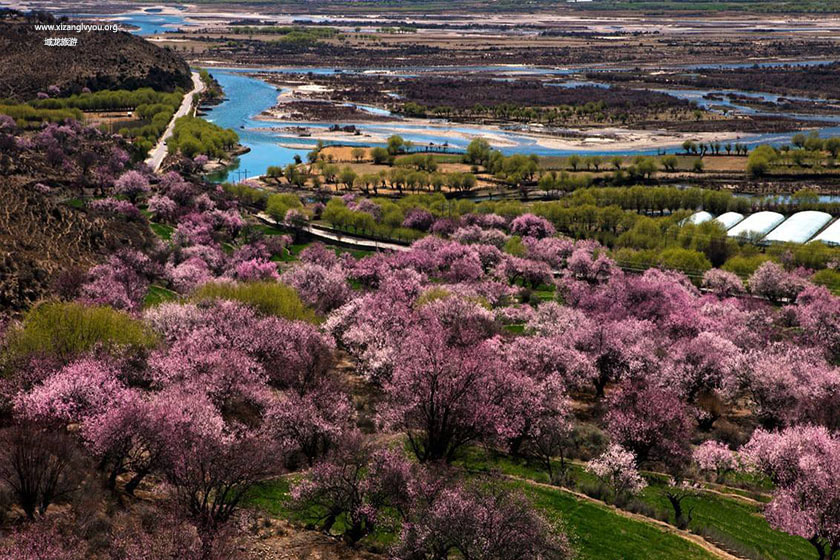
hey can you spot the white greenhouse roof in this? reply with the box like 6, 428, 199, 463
727, 211, 785, 239
686, 211, 714, 225
811, 218, 840, 246
763, 211, 833, 244
715, 212, 745, 230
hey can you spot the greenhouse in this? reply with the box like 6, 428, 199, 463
727, 211, 785, 240
811, 218, 840, 246
685, 211, 714, 225
714, 212, 745, 230
763, 211, 834, 244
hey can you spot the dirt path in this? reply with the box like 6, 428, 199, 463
699, 485, 766, 508
505, 474, 746, 560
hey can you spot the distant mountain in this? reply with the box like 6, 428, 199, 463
0, 10, 191, 101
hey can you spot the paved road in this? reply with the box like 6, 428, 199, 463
257, 213, 410, 252
145, 71, 204, 173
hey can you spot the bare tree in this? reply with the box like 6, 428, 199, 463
0, 425, 82, 520
166, 432, 280, 557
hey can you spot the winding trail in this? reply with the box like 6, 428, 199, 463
145, 71, 205, 173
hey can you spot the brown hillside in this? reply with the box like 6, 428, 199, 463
0, 11, 191, 101
0, 175, 157, 313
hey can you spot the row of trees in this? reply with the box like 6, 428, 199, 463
0, 103, 83, 129
20, 87, 186, 158
682, 139, 750, 156
267, 160, 478, 195
273, 187, 839, 279
748, 133, 840, 176
562, 185, 749, 215
401, 99, 630, 125
298, 133, 840, 201
30, 87, 183, 113
466, 139, 686, 191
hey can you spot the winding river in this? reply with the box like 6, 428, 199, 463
203, 67, 840, 181
60, 9, 840, 181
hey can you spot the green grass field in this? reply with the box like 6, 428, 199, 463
509, 480, 718, 560
149, 221, 174, 240
246, 477, 294, 518
244, 438, 814, 560
143, 284, 178, 307
637, 487, 813, 560
246, 472, 719, 560
461, 449, 815, 560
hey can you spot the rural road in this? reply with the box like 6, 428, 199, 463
145, 71, 204, 173
256, 213, 410, 252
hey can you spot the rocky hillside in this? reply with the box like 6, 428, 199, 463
0, 10, 191, 100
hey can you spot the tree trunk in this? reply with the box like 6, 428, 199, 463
509, 433, 527, 457
124, 470, 148, 496
594, 375, 608, 399
545, 458, 554, 485
809, 536, 826, 560
199, 527, 217, 560
345, 521, 368, 545
19, 495, 36, 520
107, 464, 121, 491
667, 494, 692, 530
321, 512, 338, 534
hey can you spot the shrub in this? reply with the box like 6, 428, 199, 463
812, 268, 840, 294
749, 261, 807, 302
746, 145, 778, 177
0, 426, 85, 520
266, 193, 303, 222
702, 269, 744, 297
722, 254, 770, 277
657, 247, 712, 275
280, 264, 350, 314
2, 302, 156, 365
509, 213, 556, 239
585, 444, 647, 502
223, 182, 268, 209
166, 116, 238, 159
191, 282, 317, 323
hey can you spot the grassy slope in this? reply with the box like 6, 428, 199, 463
510, 480, 717, 560
462, 450, 815, 560
244, 475, 720, 560
638, 487, 812, 560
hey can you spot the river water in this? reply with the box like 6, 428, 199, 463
203, 67, 840, 182
60, 9, 840, 181
70, 7, 193, 36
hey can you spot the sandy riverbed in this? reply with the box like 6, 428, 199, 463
254, 109, 745, 152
